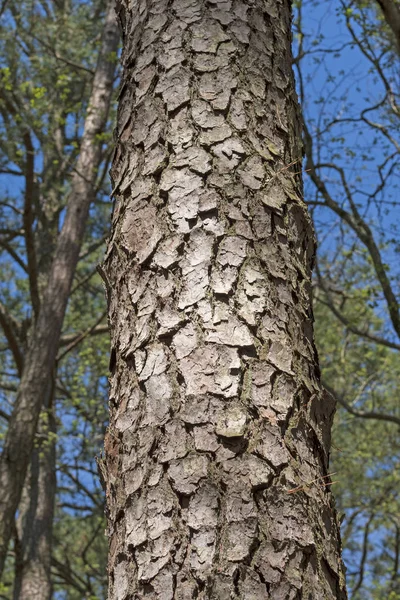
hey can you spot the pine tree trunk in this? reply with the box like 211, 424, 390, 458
102, 0, 348, 598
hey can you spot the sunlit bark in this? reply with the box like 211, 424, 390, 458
102, 0, 347, 598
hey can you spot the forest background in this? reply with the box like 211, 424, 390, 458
0, 0, 398, 598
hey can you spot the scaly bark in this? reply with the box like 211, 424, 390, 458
102, 0, 348, 598
0, 1, 119, 575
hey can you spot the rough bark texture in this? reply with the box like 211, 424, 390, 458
102, 0, 347, 598
0, 1, 120, 575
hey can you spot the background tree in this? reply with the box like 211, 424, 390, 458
0, 0, 119, 596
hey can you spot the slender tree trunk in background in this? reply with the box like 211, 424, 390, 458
375, 0, 400, 53
0, 1, 119, 576
102, 0, 347, 598
12, 123, 60, 600
13, 386, 56, 600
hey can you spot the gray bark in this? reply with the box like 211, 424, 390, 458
102, 0, 348, 598
0, 1, 119, 576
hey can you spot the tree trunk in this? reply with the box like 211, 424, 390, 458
0, 1, 119, 575
102, 0, 348, 598
13, 388, 56, 600
375, 0, 400, 54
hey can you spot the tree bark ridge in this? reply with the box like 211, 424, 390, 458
103, 0, 347, 598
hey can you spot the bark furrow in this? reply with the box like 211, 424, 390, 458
102, 1, 347, 598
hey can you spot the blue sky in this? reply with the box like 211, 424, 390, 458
294, 2, 399, 596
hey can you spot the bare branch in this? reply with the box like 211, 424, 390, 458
58, 466, 103, 509
304, 124, 400, 340
0, 241, 28, 273
352, 513, 375, 595
57, 313, 108, 361
22, 132, 40, 319
0, 302, 23, 376
324, 382, 400, 426
315, 263, 400, 351
0, 409, 10, 421
51, 557, 88, 596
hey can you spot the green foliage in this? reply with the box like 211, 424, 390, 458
314, 261, 400, 600
293, 0, 400, 596
53, 509, 107, 599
